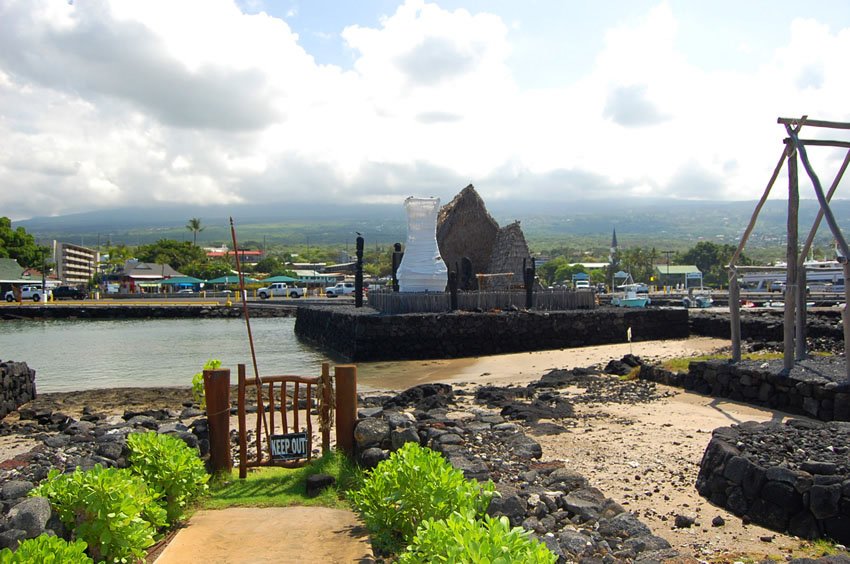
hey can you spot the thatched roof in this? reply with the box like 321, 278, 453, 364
487, 221, 532, 288
436, 184, 499, 279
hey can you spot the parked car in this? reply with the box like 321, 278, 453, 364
51, 286, 87, 300
257, 283, 305, 299
324, 282, 356, 297
574, 280, 591, 290
4, 285, 50, 302
176, 288, 195, 295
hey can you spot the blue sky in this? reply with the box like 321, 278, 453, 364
1, 0, 849, 220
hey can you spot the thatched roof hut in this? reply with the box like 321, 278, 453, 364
486, 221, 532, 288
436, 184, 499, 282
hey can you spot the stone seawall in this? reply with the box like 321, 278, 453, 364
689, 310, 844, 342
294, 306, 689, 362
0, 361, 36, 420
640, 358, 850, 422
0, 305, 294, 320
696, 420, 850, 544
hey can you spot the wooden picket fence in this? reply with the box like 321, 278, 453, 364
367, 288, 595, 314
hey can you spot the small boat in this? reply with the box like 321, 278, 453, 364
683, 293, 713, 308
611, 284, 650, 308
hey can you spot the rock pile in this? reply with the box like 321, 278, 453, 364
697, 419, 850, 544
353, 380, 679, 562
0, 362, 35, 420
0, 403, 207, 549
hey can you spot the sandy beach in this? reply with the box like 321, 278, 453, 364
5, 336, 838, 560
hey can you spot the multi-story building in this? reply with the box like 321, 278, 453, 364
52, 241, 98, 286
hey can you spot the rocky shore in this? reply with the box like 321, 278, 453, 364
1, 348, 850, 561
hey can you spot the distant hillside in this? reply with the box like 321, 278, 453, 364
17, 199, 850, 256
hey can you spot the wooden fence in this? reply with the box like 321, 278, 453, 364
367, 288, 596, 314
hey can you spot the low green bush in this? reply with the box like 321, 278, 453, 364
191, 359, 221, 409
399, 511, 557, 563
32, 465, 166, 563
348, 442, 496, 555
128, 431, 209, 523
0, 535, 92, 564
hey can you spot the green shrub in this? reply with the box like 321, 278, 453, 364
399, 511, 557, 563
0, 535, 93, 564
191, 359, 221, 409
128, 431, 209, 523
348, 442, 496, 555
32, 465, 166, 563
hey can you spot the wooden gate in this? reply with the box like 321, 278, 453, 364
236, 363, 334, 479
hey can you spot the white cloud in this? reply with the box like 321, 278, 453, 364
0, 0, 848, 221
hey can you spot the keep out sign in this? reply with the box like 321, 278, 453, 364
270, 433, 309, 461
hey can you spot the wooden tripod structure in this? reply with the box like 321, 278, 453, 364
728, 116, 850, 380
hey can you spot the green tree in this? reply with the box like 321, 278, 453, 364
538, 256, 569, 286
254, 256, 282, 274
0, 217, 48, 268
678, 242, 749, 286
186, 218, 205, 246
137, 239, 207, 272
182, 259, 232, 280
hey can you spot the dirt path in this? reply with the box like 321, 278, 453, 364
154, 507, 374, 563
531, 388, 812, 561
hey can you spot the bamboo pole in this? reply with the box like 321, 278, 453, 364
784, 145, 799, 373
729, 268, 742, 362
778, 117, 850, 130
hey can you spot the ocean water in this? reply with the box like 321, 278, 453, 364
0, 318, 330, 393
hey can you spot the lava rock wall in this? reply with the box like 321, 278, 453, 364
295, 306, 689, 362
640, 360, 850, 422
696, 421, 850, 544
0, 361, 35, 420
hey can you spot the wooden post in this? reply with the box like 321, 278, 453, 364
796, 266, 807, 360
203, 367, 232, 475
729, 268, 741, 362
334, 365, 357, 458
238, 364, 247, 479
784, 145, 799, 373
321, 363, 331, 454
844, 264, 850, 382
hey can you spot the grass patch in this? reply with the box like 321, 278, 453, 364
618, 366, 641, 381
661, 352, 784, 373
202, 450, 362, 510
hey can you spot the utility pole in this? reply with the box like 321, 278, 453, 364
662, 250, 674, 293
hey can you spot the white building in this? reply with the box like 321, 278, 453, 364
52, 241, 98, 286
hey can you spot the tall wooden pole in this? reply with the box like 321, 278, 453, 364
729, 268, 741, 362
844, 264, 850, 382
795, 266, 807, 360
784, 145, 799, 373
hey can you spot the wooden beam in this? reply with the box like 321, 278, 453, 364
778, 117, 850, 130
795, 267, 807, 360
729, 269, 741, 362
798, 149, 850, 264
784, 145, 798, 373
784, 138, 850, 149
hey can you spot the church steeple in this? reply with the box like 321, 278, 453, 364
611, 228, 618, 252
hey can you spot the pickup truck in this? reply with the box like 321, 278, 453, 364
257, 283, 304, 299
4, 285, 50, 302
52, 286, 88, 300
324, 282, 356, 297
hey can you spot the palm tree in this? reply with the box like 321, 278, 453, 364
186, 218, 204, 246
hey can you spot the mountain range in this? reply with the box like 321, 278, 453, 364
17, 198, 850, 256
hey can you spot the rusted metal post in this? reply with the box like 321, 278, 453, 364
729, 268, 741, 362
238, 364, 247, 479
203, 367, 232, 475
783, 145, 799, 373
334, 365, 357, 458
321, 363, 331, 454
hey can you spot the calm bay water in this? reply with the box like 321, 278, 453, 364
0, 318, 330, 393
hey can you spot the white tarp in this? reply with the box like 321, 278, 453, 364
397, 196, 448, 292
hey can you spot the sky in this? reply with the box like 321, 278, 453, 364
1, 0, 849, 221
